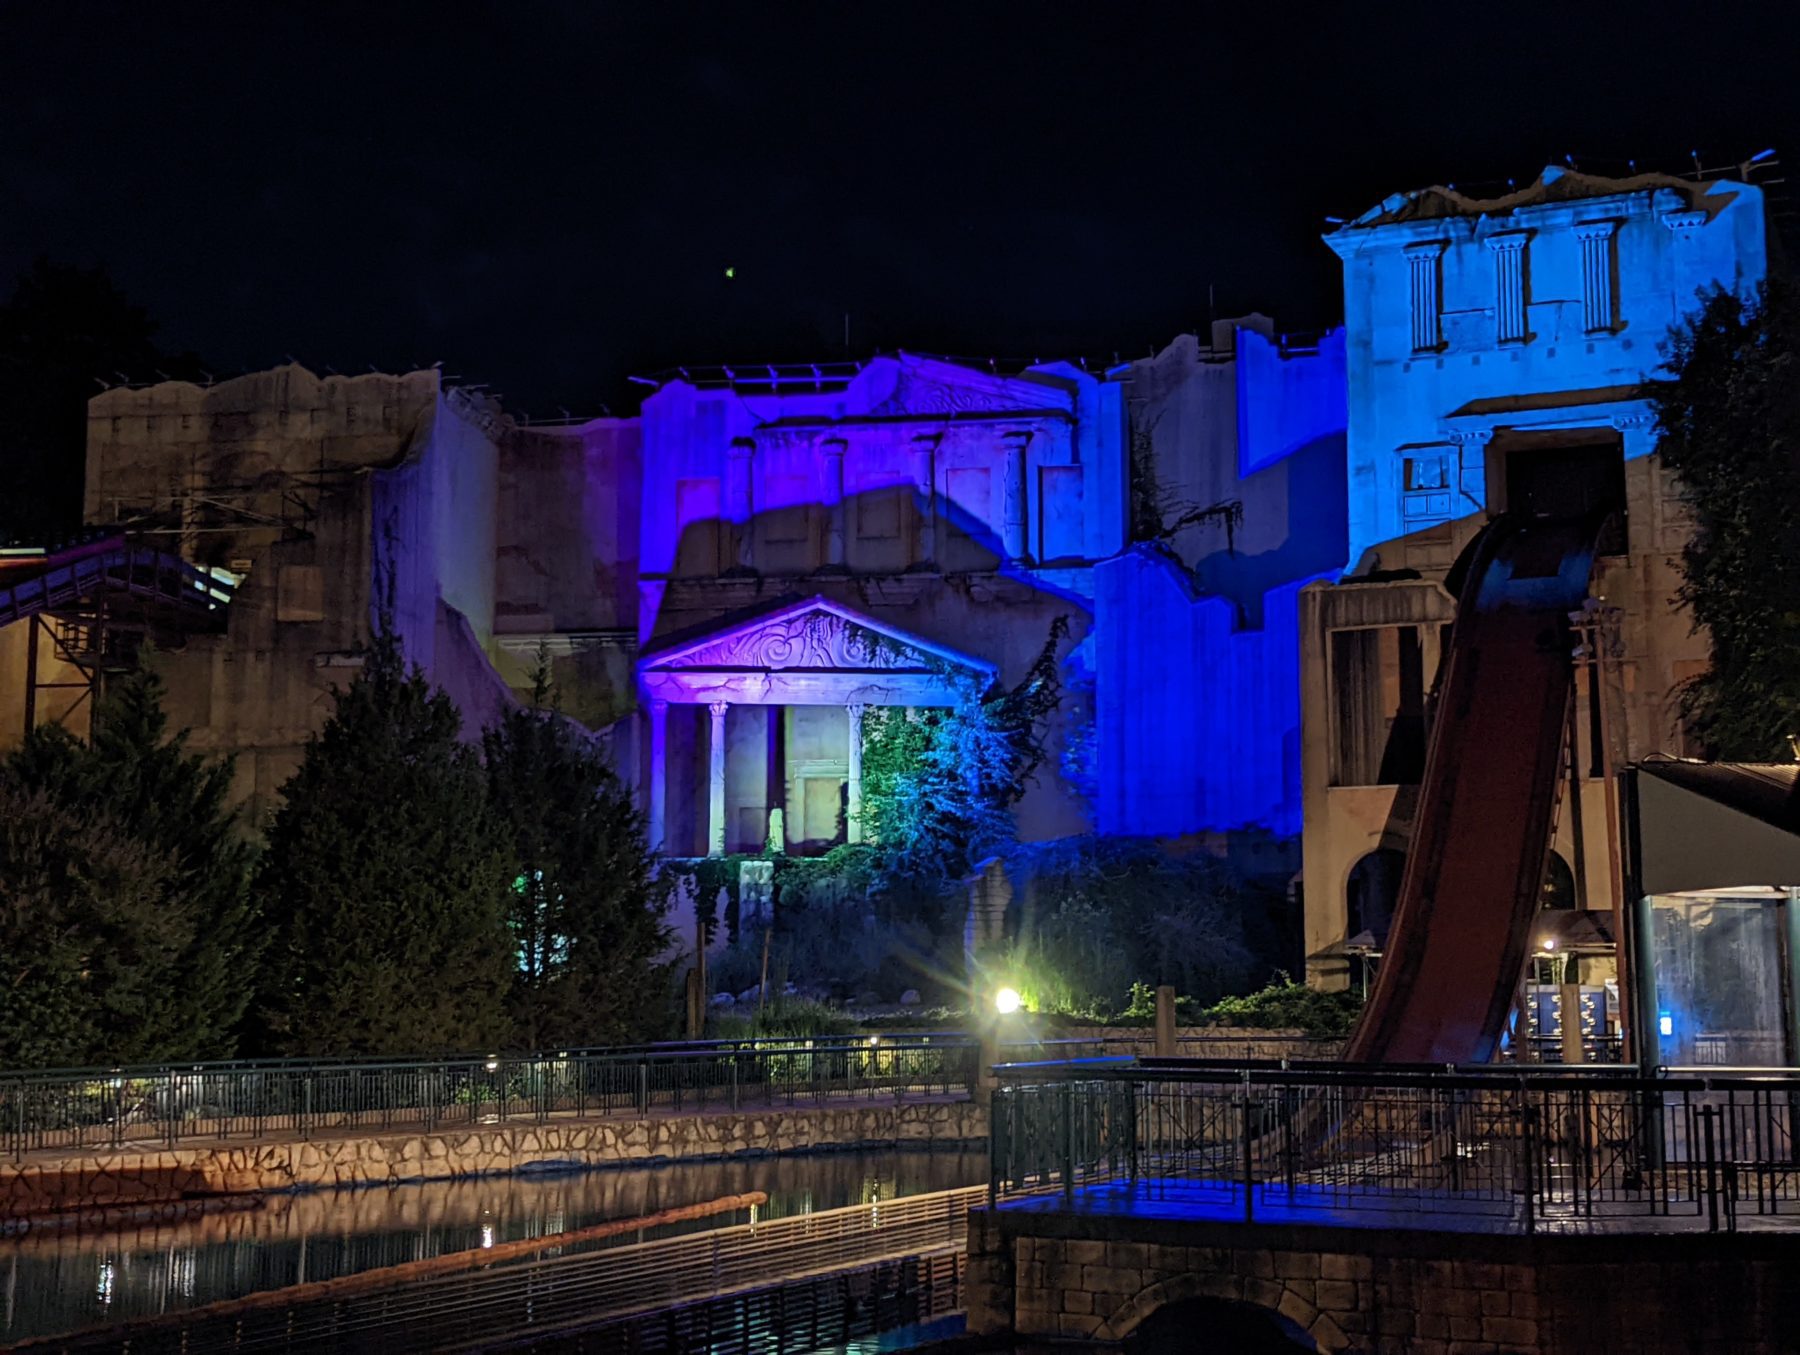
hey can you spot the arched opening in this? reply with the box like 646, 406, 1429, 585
1346, 848, 1406, 945
1540, 850, 1576, 910
1128, 1297, 1319, 1353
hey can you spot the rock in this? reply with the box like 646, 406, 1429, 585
737, 986, 760, 1004
781, 981, 798, 996
899, 989, 922, 1006
710, 992, 735, 1007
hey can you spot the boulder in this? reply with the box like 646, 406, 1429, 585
710, 992, 735, 1007
899, 989, 922, 1007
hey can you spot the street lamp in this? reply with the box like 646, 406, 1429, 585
994, 987, 1022, 1016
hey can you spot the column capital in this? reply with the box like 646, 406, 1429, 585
1484, 229, 1529, 253
845, 701, 867, 719
708, 698, 731, 719
650, 696, 671, 714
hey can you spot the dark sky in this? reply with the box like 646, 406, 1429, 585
5, 1, 1796, 416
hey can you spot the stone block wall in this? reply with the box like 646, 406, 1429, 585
4, 1097, 986, 1220
968, 1206, 1800, 1353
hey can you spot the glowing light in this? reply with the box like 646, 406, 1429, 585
484, 1057, 499, 1072
724, 266, 736, 279
480, 1225, 495, 1249
1659, 1012, 1675, 1038
1540, 937, 1556, 952
994, 987, 1022, 1015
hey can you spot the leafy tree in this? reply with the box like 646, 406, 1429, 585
483, 667, 671, 1048
859, 615, 1070, 886
2, 667, 259, 1063
1650, 278, 1800, 760
255, 632, 514, 1056
0, 260, 202, 544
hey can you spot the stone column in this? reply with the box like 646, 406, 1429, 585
1000, 431, 1030, 563
910, 434, 939, 568
707, 700, 729, 857
845, 702, 866, 844
648, 698, 669, 852
821, 438, 847, 569
726, 439, 756, 570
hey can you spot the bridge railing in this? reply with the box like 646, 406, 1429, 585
36, 1183, 987, 1352
1, 1036, 978, 1159
990, 1059, 1800, 1234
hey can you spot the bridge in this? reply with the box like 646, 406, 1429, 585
975, 1057, 1800, 1352
0, 533, 236, 735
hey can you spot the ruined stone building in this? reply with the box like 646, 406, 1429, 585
0, 166, 1772, 991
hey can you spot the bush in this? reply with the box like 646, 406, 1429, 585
996, 837, 1259, 1016
1199, 979, 1363, 1038
711, 996, 857, 1040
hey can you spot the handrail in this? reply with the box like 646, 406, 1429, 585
990, 1056, 1800, 1235
27, 1183, 990, 1352
990, 1056, 1800, 1094
2, 1038, 980, 1161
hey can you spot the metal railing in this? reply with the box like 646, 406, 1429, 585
2, 1037, 978, 1160
990, 1059, 1800, 1234
35, 1184, 987, 1352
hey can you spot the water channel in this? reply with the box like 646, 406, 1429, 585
2, 1147, 986, 1345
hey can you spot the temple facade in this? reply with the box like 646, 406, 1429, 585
4, 166, 1772, 979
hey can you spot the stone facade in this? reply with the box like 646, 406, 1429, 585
968, 1207, 1800, 1353
1, 1097, 985, 1220
1302, 168, 1771, 989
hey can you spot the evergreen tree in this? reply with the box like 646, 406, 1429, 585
1650, 279, 1800, 760
0, 783, 184, 1067
2, 666, 258, 1062
256, 631, 514, 1056
483, 665, 671, 1049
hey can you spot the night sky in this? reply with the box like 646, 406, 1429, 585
4, 1, 1797, 417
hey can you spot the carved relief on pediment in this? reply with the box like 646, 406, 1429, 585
867, 370, 1047, 418
671, 610, 926, 671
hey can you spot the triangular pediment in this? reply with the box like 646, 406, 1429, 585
856, 354, 1075, 418
641, 596, 995, 676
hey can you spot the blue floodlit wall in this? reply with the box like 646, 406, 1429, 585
1325, 168, 1769, 572
1094, 329, 1347, 837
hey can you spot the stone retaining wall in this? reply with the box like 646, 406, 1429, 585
968, 1206, 1800, 1353
3, 1096, 985, 1220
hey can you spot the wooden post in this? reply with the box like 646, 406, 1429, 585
757, 927, 772, 1030
1154, 985, 1178, 1058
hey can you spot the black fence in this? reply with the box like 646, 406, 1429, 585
990, 1059, 1800, 1234
1, 1037, 978, 1160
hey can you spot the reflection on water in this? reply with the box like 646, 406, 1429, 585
0, 1148, 985, 1343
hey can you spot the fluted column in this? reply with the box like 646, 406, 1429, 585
1403, 240, 1446, 353
1574, 220, 1619, 334
648, 698, 669, 852
845, 702, 866, 844
821, 438, 847, 569
708, 700, 729, 857
1486, 231, 1528, 344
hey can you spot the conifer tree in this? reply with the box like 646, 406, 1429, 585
0, 783, 183, 1067
255, 630, 514, 1056
483, 663, 671, 1048
1650, 278, 1800, 760
2, 666, 258, 1062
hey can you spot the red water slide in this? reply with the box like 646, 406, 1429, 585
1342, 514, 1607, 1065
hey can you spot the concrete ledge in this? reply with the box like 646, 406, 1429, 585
2, 1095, 986, 1220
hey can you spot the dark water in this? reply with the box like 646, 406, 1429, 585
0, 1148, 986, 1344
